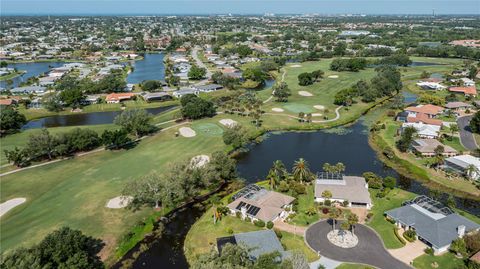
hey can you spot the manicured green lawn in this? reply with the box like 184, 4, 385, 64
367, 188, 416, 249
336, 263, 375, 269
412, 252, 465, 269
289, 185, 320, 226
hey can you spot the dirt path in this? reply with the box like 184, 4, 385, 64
0, 121, 189, 177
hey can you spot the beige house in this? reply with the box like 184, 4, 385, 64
227, 185, 295, 223
314, 174, 372, 209
411, 139, 458, 157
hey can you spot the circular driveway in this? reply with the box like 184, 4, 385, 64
305, 220, 412, 269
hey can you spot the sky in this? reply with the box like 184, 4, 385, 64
2, 0, 479, 15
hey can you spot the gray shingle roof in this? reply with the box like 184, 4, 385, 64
234, 230, 290, 260
385, 204, 480, 248
314, 176, 372, 205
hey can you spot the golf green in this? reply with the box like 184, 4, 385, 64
191, 123, 224, 137
283, 103, 315, 114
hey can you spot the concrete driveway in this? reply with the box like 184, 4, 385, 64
457, 116, 479, 151
305, 220, 412, 269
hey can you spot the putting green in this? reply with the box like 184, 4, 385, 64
283, 103, 315, 114
191, 123, 224, 137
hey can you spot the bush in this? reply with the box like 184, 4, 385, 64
403, 229, 416, 242
254, 220, 265, 227
342, 200, 349, 207
324, 199, 332, 207
244, 217, 251, 222
366, 212, 374, 220
424, 247, 434, 255
292, 182, 306, 195
226, 227, 234, 234
266, 221, 274, 229
394, 228, 407, 245
322, 207, 330, 214
235, 211, 241, 218
274, 229, 283, 239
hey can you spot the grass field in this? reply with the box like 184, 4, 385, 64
412, 252, 465, 269
336, 263, 375, 269
0, 113, 257, 263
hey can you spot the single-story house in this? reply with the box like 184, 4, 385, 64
194, 84, 223, 93
10, 86, 47, 95
385, 196, 480, 254
81, 94, 103, 105
411, 139, 458, 157
402, 122, 441, 139
449, 86, 477, 97
314, 173, 372, 209
404, 104, 444, 119
143, 92, 172, 102
216, 230, 290, 261
227, 184, 295, 223
406, 113, 443, 126
105, 93, 136, 103
416, 81, 446, 91
444, 102, 473, 112
444, 155, 480, 180
172, 88, 199, 98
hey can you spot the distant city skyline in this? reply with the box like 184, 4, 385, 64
3, 0, 479, 15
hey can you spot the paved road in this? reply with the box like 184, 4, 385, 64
305, 220, 412, 269
457, 116, 479, 151
191, 46, 212, 86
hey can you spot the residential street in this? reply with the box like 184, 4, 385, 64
457, 116, 479, 151
191, 46, 212, 85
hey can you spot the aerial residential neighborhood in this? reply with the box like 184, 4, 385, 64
0, 1, 479, 269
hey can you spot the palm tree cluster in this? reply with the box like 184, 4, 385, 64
322, 162, 346, 174
219, 91, 263, 127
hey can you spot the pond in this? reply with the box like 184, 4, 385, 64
22, 106, 175, 130
0, 62, 65, 88
127, 53, 165, 84
121, 117, 479, 269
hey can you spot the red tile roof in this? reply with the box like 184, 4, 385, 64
405, 104, 444, 116
0, 99, 14, 106
105, 93, 135, 102
449, 86, 477, 96
407, 113, 442, 126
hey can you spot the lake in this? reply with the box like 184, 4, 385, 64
127, 53, 166, 84
22, 106, 175, 129
0, 62, 65, 88
122, 118, 479, 269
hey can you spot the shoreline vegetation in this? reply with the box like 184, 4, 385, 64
0, 70, 26, 81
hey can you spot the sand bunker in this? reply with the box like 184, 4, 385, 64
272, 107, 284, 112
312, 113, 323, 117
219, 119, 238, 127
179, 127, 196, 137
106, 196, 133, 209
314, 105, 325, 110
298, 91, 313, 97
328, 75, 339, 78
0, 198, 26, 217
191, 155, 210, 168
290, 64, 302, 68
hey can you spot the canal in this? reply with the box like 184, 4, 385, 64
0, 62, 65, 88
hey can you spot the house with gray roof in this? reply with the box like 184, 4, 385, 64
314, 173, 372, 208
216, 230, 290, 261
385, 196, 480, 254
142, 92, 172, 102
194, 84, 223, 92
10, 86, 47, 95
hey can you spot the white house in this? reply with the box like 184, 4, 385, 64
314, 173, 372, 209
444, 155, 480, 180
402, 122, 441, 139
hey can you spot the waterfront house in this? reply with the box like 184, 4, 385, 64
227, 184, 295, 223
143, 92, 172, 102
216, 230, 290, 261
193, 84, 223, 93
172, 88, 199, 98
10, 86, 47, 95
406, 113, 443, 126
385, 196, 480, 254
444, 155, 480, 180
411, 139, 457, 157
404, 104, 443, 119
401, 122, 441, 139
314, 173, 372, 209
105, 93, 136, 103
416, 81, 446, 91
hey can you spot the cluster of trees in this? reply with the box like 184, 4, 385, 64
414, 45, 480, 60
376, 54, 412, 66
297, 69, 324, 86
123, 151, 236, 210
449, 231, 480, 269
1, 227, 104, 269
241, 60, 279, 88
223, 124, 249, 149
211, 71, 240, 90
180, 94, 216, 119
188, 65, 207, 80
219, 91, 263, 127
141, 80, 164, 92
396, 126, 416, 152
330, 58, 367, 72
334, 65, 402, 105
192, 244, 309, 269
362, 172, 396, 198
5, 109, 154, 167
0, 107, 27, 136
272, 82, 291, 102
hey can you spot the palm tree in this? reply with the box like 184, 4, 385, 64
211, 196, 222, 224
329, 208, 341, 231
266, 168, 278, 190
272, 160, 288, 181
347, 213, 359, 236
292, 158, 312, 184
466, 164, 479, 180
323, 163, 333, 173
298, 112, 305, 122
449, 124, 459, 137
335, 162, 346, 174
